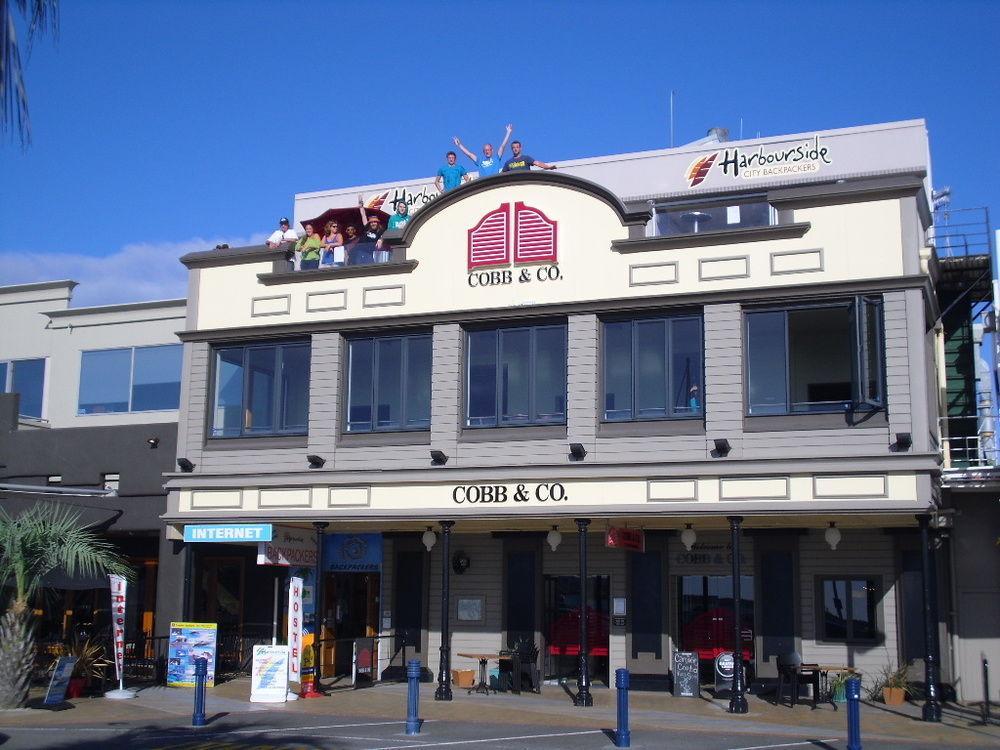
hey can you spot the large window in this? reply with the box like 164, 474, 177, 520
78, 344, 182, 414
655, 198, 775, 236
466, 324, 566, 428
1, 358, 45, 418
817, 577, 880, 643
603, 315, 703, 421
745, 297, 884, 415
210, 342, 310, 437
346, 333, 432, 433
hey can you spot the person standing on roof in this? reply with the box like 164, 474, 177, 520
453, 123, 514, 177
266, 217, 298, 248
501, 140, 556, 172
435, 151, 469, 192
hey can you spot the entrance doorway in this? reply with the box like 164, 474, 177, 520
543, 574, 610, 685
677, 575, 754, 680
196, 557, 245, 629
321, 572, 380, 676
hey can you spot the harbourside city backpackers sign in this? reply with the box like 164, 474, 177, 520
324, 533, 383, 572
685, 135, 832, 188
466, 202, 563, 288
362, 185, 438, 215
257, 525, 318, 567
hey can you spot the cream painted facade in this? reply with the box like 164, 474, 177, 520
168, 119, 953, 696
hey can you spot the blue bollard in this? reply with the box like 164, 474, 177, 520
846, 676, 862, 750
406, 659, 422, 736
192, 657, 208, 727
615, 668, 631, 748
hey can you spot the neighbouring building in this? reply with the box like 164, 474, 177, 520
162, 117, 983, 714
0, 281, 185, 643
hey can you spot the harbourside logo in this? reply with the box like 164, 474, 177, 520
684, 136, 832, 188
466, 202, 562, 288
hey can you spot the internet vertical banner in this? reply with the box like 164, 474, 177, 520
287, 576, 303, 683
109, 574, 127, 683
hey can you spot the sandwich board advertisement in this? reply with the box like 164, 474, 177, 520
167, 622, 218, 687
250, 645, 289, 703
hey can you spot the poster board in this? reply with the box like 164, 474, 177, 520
167, 622, 218, 687
44, 656, 78, 705
250, 645, 289, 703
672, 651, 699, 698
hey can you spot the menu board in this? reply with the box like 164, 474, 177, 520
167, 622, 218, 687
672, 651, 699, 698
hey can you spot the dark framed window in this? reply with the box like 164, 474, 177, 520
1, 358, 46, 419
466, 323, 566, 428
345, 333, 432, 433
210, 341, 310, 437
816, 576, 880, 642
655, 197, 775, 236
78, 344, 182, 414
745, 296, 884, 415
603, 315, 703, 421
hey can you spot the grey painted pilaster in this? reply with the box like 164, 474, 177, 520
431, 324, 461, 464
704, 303, 744, 459
183, 342, 210, 467
903, 288, 931, 452
883, 291, 913, 442
308, 332, 341, 460
154, 533, 188, 637
567, 314, 598, 451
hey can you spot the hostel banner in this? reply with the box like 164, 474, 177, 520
287, 576, 303, 683
109, 574, 127, 683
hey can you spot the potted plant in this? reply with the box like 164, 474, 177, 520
878, 662, 909, 706
829, 671, 851, 704
53, 638, 112, 698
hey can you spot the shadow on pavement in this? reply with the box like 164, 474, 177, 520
29, 726, 329, 750
865, 700, 1000, 743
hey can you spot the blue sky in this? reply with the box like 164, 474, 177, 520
1, 0, 998, 305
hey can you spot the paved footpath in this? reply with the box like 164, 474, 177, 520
2, 680, 998, 749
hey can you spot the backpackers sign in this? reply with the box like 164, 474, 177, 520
467, 202, 562, 288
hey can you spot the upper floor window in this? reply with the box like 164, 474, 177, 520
655, 198, 775, 236
745, 296, 884, 416
0, 358, 45, 419
211, 342, 310, 437
78, 344, 182, 414
346, 333, 432, 433
466, 324, 566, 428
603, 316, 703, 421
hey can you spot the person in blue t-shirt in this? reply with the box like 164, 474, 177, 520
435, 151, 469, 192
454, 123, 514, 177
387, 201, 410, 231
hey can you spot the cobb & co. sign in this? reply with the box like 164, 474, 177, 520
466, 202, 562, 288
686, 135, 832, 188
452, 482, 568, 505
257, 525, 318, 567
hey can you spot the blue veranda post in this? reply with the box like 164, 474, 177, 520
406, 659, 422, 735
192, 657, 207, 727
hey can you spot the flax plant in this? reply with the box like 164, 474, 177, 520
0, 504, 131, 707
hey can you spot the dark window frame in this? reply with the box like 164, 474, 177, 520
600, 313, 704, 423
344, 331, 432, 434
1, 356, 46, 419
814, 575, 883, 644
743, 296, 885, 417
77, 343, 183, 415
463, 322, 568, 429
208, 340, 311, 439
654, 194, 776, 237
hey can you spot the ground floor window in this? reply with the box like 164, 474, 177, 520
543, 574, 610, 684
816, 576, 880, 642
677, 574, 754, 673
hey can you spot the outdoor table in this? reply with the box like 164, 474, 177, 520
457, 652, 511, 695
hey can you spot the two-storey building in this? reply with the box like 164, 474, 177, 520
165, 119, 949, 709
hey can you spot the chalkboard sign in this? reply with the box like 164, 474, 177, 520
672, 651, 699, 698
714, 651, 735, 695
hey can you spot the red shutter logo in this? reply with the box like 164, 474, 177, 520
467, 203, 511, 269
467, 202, 557, 271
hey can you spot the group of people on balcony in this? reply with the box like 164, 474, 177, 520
265, 123, 555, 270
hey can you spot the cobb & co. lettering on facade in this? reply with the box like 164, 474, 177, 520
452, 482, 568, 504
686, 135, 832, 187
467, 202, 562, 288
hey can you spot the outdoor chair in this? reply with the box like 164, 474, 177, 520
775, 652, 820, 709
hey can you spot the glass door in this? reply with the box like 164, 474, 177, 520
677, 575, 754, 678
543, 575, 610, 685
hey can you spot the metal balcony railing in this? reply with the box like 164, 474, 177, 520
940, 414, 1000, 469
931, 207, 993, 259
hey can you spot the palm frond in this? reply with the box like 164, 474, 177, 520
1, 0, 58, 147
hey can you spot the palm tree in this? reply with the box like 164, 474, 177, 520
1, 0, 59, 147
0, 503, 131, 708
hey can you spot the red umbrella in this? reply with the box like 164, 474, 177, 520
301, 199, 390, 237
